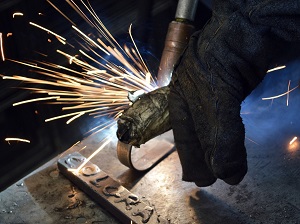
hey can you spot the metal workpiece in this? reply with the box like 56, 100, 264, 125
175, 0, 199, 22
157, 21, 195, 86
117, 134, 174, 171
58, 152, 168, 224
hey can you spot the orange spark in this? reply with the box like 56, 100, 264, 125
13, 96, 60, 106
5, 138, 30, 144
66, 112, 85, 124
29, 22, 66, 41
0, 33, 5, 61
7, 33, 13, 37
47, 0, 76, 26
288, 136, 299, 152
72, 25, 109, 55
4, 1, 157, 127
12, 12, 24, 18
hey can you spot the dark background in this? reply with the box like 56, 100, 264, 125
0, 0, 211, 191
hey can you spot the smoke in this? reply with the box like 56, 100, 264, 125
241, 59, 300, 147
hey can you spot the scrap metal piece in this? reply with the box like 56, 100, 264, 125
117, 137, 174, 171
58, 152, 167, 224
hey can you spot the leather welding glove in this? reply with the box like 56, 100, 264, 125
169, 0, 300, 186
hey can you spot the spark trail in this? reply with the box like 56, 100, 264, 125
2, 0, 157, 128
1, 0, 160, 171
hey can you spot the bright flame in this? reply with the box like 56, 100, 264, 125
5, 138, 30, 144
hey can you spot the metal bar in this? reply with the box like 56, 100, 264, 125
156, 0, 198, 86
117, 136, 174, 171
58, 152, 168, 224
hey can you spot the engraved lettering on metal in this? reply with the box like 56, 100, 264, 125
58, 152, 166, 224
81, 164, 100, 176
65, 155, 86, 168
132, 206, 154, 223
103, 185, 125, 198
115, 193, 140, 210
90, 173, 109, 187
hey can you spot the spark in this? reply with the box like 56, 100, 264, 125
7, 33, 13, 37
4, 1, 157, 147
12, 12, 24, 18
45, 109, 101, 122
34, 51, 48, 57
47, 0, 76, 26
267, 65, 286, 73
245, 137, 259, 145
287, 80, 291, 106
262, 85, 298, 101
66, 112, 85, 124
289, 136, 298, 145
5, 138, 30, 144
72, 141, 81, 147
79, 146, 87, 151
288, 136, 299, 152
72, 25, 109, 55
68, 137, 112, 174
128, 24, 150, 76
29, 22, 66, 41
13, 96, 60, 106
0, 33, 5, 61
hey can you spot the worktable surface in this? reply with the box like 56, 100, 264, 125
1, 122, 300, 224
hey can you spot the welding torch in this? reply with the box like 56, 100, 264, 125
117, 0, 199, 171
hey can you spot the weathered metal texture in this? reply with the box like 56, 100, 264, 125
58, 152, 168, 224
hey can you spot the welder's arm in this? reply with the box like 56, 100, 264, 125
117, 0, 300, 186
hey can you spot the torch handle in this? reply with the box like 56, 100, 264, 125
157, 0, 199, 87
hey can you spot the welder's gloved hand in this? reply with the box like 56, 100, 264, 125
169, 0, 300, 186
